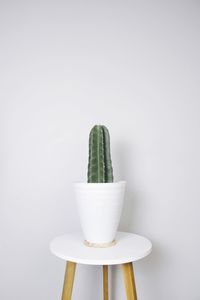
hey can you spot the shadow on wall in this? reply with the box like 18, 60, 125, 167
135, 243, 166, 300
109, 244, 164, 300
114, 141, 139, 231
113, 142, 164, 299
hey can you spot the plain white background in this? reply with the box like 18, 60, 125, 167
0, 0, 200, 299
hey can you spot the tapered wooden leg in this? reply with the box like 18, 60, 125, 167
122, 262, 137, 300
61, 261, 76, 300
103, 265, 109, 300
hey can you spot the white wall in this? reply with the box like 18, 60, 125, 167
1, 0, 200, 299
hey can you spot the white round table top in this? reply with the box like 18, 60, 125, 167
50, 231, 152, 265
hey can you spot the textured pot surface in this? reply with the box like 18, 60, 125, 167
74, 181, 126, 245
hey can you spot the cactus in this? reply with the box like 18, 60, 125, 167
87, 125, 114, 183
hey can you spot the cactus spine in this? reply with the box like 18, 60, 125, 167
87, 125, 114, 183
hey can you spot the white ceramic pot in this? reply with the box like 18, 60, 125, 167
74, 181, 126, 246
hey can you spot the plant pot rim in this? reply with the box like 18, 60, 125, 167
74, 180, 126, 187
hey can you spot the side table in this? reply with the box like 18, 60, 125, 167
50, 231, 152, 300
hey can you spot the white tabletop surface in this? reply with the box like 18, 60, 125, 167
50, 231, 152, 265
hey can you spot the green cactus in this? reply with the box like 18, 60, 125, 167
87, 125, 114, 183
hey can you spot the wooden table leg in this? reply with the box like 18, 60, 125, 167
103, 265, 109, 300
122, 262, 137, 300
61, 261, 76, 300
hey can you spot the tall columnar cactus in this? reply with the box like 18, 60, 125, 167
87, 125, 114, 183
